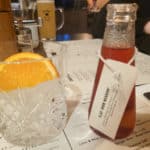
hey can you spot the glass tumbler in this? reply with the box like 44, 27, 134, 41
0, 43, 67, 147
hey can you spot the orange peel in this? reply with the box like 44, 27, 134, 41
0, 52, 59, 91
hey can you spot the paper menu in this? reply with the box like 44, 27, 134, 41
95, 140, 131, 150
44, 39, 150, 86
64, 101, 101, 150
135, 52, 150, 85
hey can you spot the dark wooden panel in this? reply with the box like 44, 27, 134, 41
0, 12, 18, 60
57, 8, 88, 34
0, 0, 11, 11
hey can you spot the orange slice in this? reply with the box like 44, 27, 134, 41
0, 52, 59, 91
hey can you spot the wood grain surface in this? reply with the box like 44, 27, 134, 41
0, 0, 11, 11
0, 12, 18, 60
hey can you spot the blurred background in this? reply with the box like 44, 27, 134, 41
11, 0, 94, 41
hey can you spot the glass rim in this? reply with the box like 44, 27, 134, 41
107, 3, 138, 12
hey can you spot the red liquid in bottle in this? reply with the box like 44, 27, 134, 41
89, 45, 136, 139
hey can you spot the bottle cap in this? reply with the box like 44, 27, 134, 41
107, 3, 138, 22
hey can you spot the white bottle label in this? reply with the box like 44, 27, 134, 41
89, 59, 137, 139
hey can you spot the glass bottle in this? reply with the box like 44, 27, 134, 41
89, 3, 137, 139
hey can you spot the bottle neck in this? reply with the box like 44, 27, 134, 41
103, 21, 135, 49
